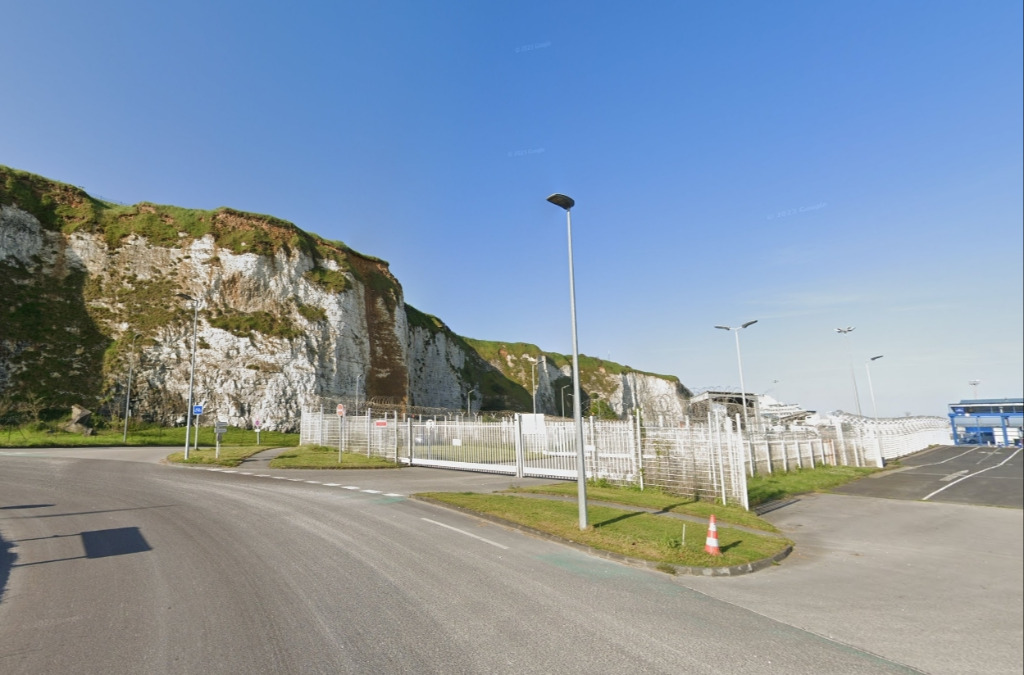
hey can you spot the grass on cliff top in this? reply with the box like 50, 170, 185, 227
416, 491, 790, 570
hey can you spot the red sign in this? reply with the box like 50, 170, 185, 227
374, 420, 388, 427
336, 404, 346, 416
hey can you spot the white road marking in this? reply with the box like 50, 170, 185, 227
421, 518, 509, 550
255, 474, 271, 477
221, 470, 237, 473
940, 470, 969, 482
924, 448, 1022, 501
385, 493, 403, 497
343, 486, 360, 490
362, 489, 382, 494
239, 472, 253, 475
324, 483, 341, 487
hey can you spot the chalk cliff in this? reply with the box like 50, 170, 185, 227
0, 166, 690, 430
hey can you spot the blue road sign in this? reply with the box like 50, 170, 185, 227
193, 404, 203, 415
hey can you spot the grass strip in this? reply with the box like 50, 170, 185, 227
166, 445, 266, 467
0, 423, 299, 448
505, 482, 778, 532
418, 492, 791, 569
269, 444, 401, 469
747, 465, 880, 506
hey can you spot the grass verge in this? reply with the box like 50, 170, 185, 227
269, 444, 402, 469
0, 423, 299, 448
504, 481, 777, 532
417, 492, 791, 569
747, 464, 881, 506
166, 445, 266, 467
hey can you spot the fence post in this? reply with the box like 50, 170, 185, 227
319, 404, 324, 446
514, 414, 525, 478
406, 417, 412, 465
366, 408, 372, 458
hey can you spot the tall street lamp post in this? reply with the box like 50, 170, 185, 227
526, 356, 538, 415
835, 327, 863, 416
714, 320, 757, 432
122, 333, 141, 443
355, 373, 362, 413
177, 293, 200, 460
866, 355, 884, 420
547, 192, 588, 530
561, 384, 570, 418
969, 379, 980, 400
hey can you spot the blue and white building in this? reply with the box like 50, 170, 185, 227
948, 398, 1023, 446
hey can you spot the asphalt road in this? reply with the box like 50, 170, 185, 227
832, 444, 1024, 508
1, 447, 1021, 674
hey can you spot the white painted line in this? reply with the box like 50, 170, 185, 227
324, 483, 341, 487
273, 476, 288, 480
362, 489, 382, 494
305, 481, 321, 484
239, 472, 253, 475
255, 474, 271, 477
924, 447, 1022, 501
421, 518, 509, 550
221, 470, 237, 474
207, 468, 224, 472
940, 470, 969, 482
343, 486, 360, 490
287, 478, 303, 482
385, 493, 403, 497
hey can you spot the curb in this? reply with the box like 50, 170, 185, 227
412, 495, 793, 577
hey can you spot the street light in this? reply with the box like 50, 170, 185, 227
122, 333, 141, 443
835, 327, 863, 416
561, 383, 571, 418
969, 379, 980, 400
355, 373, 362, 414
176, 293, 200, 460
714, 320, 757, 432
547, 192, 588, 530
866, 355, 884, 420
525, 355, 538, 415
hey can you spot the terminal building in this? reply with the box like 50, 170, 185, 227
947, 398, 1023, 446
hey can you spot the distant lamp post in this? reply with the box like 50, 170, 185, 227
177, 293, 200, 460
525, 356, 538, 415
714, 320, 757, 432
561, 384, 571, 418
969, 379, 980, 400
835, 327, 863, 416
122, 333, 141, 443
866, 355, 884, 420
547, 192, 588, 530
355, 373, 363, 413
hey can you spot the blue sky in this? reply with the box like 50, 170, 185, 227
2, 1, 1021, 417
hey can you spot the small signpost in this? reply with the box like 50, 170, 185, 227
254, 418, 261, 446
215, 420, 228, 458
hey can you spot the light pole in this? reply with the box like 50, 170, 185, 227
177, 293, 200, 460
355, 373, 363, 413
714, 320, 757, 432
547, 192, 588, 530
835, 327, 863, 416
122, 333, 141, 443
969, 379, 980, 400
525, 355, 538, 415
866, 355, 884, 420
466, 387, 474, 419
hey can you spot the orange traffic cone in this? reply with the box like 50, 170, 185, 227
704, 514, 721, 556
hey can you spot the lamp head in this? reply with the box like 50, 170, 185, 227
546, 193, 575, 210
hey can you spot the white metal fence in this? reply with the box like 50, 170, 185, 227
301, 409, 951, 510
